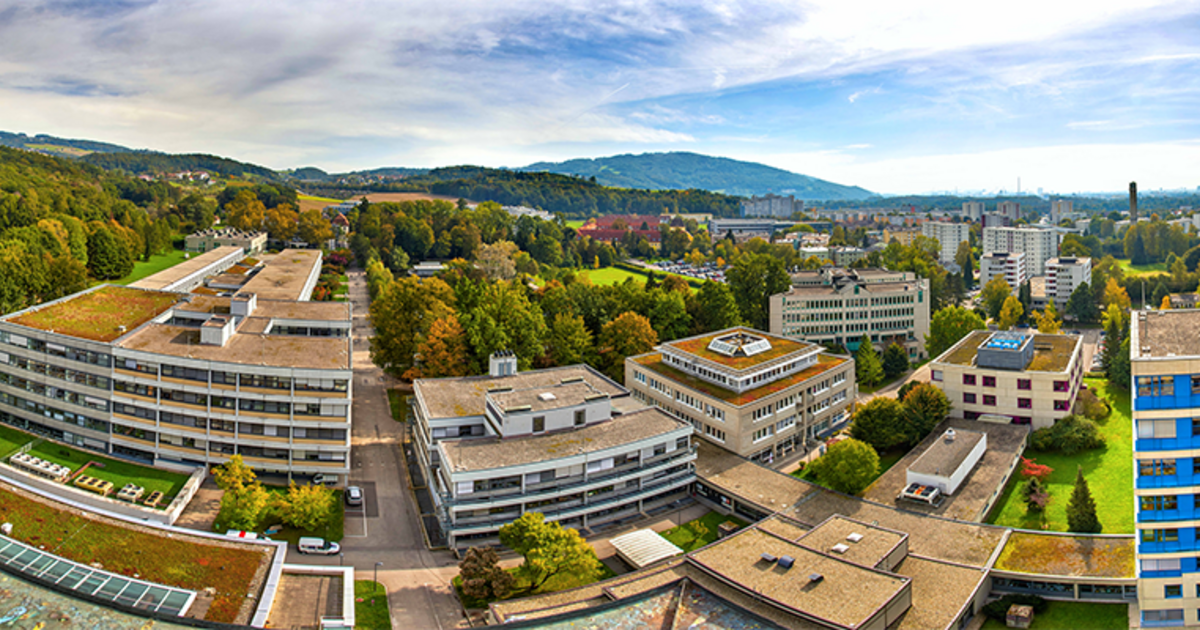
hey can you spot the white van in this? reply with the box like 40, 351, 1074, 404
298, 537, 340, 555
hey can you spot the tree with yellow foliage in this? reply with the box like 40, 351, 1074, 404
998, 295, 1023, 330
1162, 295, 1173, 310
1103, 277, 1131, 310
1034, 301, 1062, 334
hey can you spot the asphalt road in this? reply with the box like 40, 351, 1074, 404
294, 270, 467, 629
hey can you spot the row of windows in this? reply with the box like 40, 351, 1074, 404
1, 332, 112, 368
1139, 375, 1177, 397
113, 385, 346, 417
0, 392, 109, 434
1, 356, 110, 391
0, 372, 108, 413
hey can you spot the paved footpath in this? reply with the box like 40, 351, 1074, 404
294, 269, 469, 629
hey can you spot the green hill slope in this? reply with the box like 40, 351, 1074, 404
520, 152, 874, 200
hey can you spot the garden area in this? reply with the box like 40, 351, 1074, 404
313, 252, 351, 302
354, 580, 392, 630
0, 486, 270, 623
661, 511, 748, 552
985, 378, 1133, 533
210, 456, 345, 544
980, 598, 1128, 630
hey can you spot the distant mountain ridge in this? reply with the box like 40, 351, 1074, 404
520, 151, 874, 201
0, 131, 134, 156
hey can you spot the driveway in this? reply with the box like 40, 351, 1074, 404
295, 270, 468, 629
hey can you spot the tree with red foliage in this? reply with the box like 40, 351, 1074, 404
1020, 456, 1053, 481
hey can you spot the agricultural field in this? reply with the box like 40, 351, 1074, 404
296, 193, 344, 214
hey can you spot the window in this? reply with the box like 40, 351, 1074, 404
1165, 584, 1183, 598
1140, 420, 1178, 439
1017, 378, 1031, 390
1141, 459, 1177, 476
983, 395, 996, 406
1018, 398, 1032, 409
1141, 496, 1179, 511
931, 370, 942, 382
963, 393, 977, 404
1054, 400, 1069, 411
1053, 380, 1069, 392
1193, 418, 1200, 437
1142, 558, 1181, 572
653, 443, 667, 456
533, 416, 545, 433
1143, 610, 1183, 623
1138, 376, 1175, 397
962, 374, 976, 385
574, 410, 586, 426
982, 376, 996, 387
1141, 529, 1180, 543
634, 371, 646, 384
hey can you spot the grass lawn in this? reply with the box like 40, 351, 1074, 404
387, 390, 409, 422
0, 424, 35, 459
0, 486, 267, 623
27, 438, 192, 501
985, 378, 1133, 533
980, 600, 1128, 630
564, 219, 585, 229
112, 249, 190, 285
453, 562, 618, 609
581, 266, 647, 285
661, 511, 749, 552
212, 486, 345, 543
354, 581, 391, 630
1116, 258, 1168, 276
858, 372, 906, 394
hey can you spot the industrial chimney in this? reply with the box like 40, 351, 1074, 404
1130, 181, 1138, 221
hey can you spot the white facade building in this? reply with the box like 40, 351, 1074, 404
979, 252, 1027, 293
1045, 257, 1092, 308
740, 194, 802, 218
962, 201, 985, 221
1049, 199, 1073, 224
996, 201, 1020, 221
921, 221, 971, 268
982, 226, 1060, 276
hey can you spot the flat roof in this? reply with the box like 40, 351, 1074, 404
797, 516, 906, 569
130, 246, 243, 291
780, 280, 922, 297
995, 532, 1135, 578
489, 381, 608, 413
6, 286, 180, 342
415, 365, 625, 420
688, 527, 909, 628
118, 324, 351, 370
662, 327, 817, 372
1134, 309, 1200, 359
632, 353, 846, 406
609, 529, 684, 570
907, 429, 985, 477
935, 331, 1079, 372
892, 556, 986, 630
237, 249, 322, 301
438, 407, 686, 472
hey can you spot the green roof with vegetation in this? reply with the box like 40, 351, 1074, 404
8, 285, 179, 341
994, 532, 1134, 578
937, 331, 1078, 372
666, 328, 814, 371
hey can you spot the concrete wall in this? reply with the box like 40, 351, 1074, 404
280, 565, 356, 629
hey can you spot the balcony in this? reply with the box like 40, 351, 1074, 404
112, 412, 156, 428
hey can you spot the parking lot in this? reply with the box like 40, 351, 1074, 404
648, 260, 726, 282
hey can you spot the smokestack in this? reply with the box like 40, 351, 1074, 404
1130, 181, 1138, 221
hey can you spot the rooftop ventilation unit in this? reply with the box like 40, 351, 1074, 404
831, 543, 849, 554
846, 533, 864, 543
537, 392, 557, 402
560, 376, 584, 384
808, 573, 824, 584
778, 555, 795, 569
760, 553, 777, 563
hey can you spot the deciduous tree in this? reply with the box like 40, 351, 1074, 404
263, 204, 299, 242
1033, 301, 1062, 334
925, 306, 986, 358
458, 547, 514, 602
408, 314, 471, 379
688, 280, 741, 334
1065, 282, 1097, 322
998, 295, 1023, 330
1103, 277, 1131, 310
276, 483, 336, 532
224, 189, 265, 232
597, 312, 658, 382
981, 277, 1011, 320
369, 276, 456, 378
499, 513, 601, 590
726, 253, 789, 330
808, 438, 880, 496
213, 455, 270, 531
298, 209, 334, 245
546, 313, 594, 367
849, 397, 906, 452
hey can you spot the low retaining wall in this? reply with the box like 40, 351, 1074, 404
0, 461, 205, 526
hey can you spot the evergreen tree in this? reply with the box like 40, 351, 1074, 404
1067, 467, 1102, 533
1152, 280, 1170, 310
855, 335, 884, 387
1132, 228, 1148, 265
882, 343, 909, 379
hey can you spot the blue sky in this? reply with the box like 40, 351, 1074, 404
2, 0, 1199, 194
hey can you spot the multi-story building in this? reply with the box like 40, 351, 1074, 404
983, 226, 1059, 276
1050, 199, 1073, 224
929, 330, 1084, 430
0, 251, 352, 480
921, 221, 971, 268
413, 356, 694, 548
997, 201, 1021, 221
963, 201, 985, 221
708, 218, 794, 242
185, 228, 267, 255
1128, 309, 1200, 627
769, 268, 931, 359
1045, 257, 1092, 308
881, 227, 921, 247
626, 328, 856, 466
979, 252, 1027, 292
831, 246, 868, 267
740, 194, 802, 218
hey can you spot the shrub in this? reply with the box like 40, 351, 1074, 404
1030, 415, 1104, 454
982, 594, 1048, 621
1076, 388, 1111, 421
1023, 477, 1049, 513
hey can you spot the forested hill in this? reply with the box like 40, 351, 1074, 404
0, 131, 133, 157
305, 166, 745, 218
519, 152, 875, 201
81, 152, 283, 182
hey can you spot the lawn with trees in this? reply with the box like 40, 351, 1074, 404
661, 512, 749, 552
211, 455, 344, 543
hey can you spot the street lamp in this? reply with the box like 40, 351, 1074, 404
374, 561, 383, 593
339, 553, 344, 566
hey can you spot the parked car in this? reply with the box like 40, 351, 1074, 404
298, 537, 340, 555
312, 474, 339, 486
345, 486, 364, 507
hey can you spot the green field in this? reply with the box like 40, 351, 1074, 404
112, 249, 190, 285
564, 219, 585, 229
298, 193, 343, 203
980, 600, 1128, 630
1116, 258, 1168, 276
661, 511, 749, 552
985, 378, 1133, 533
354, 581, 392, 629
25, 436, 192, 500
581, 267, 647, 285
